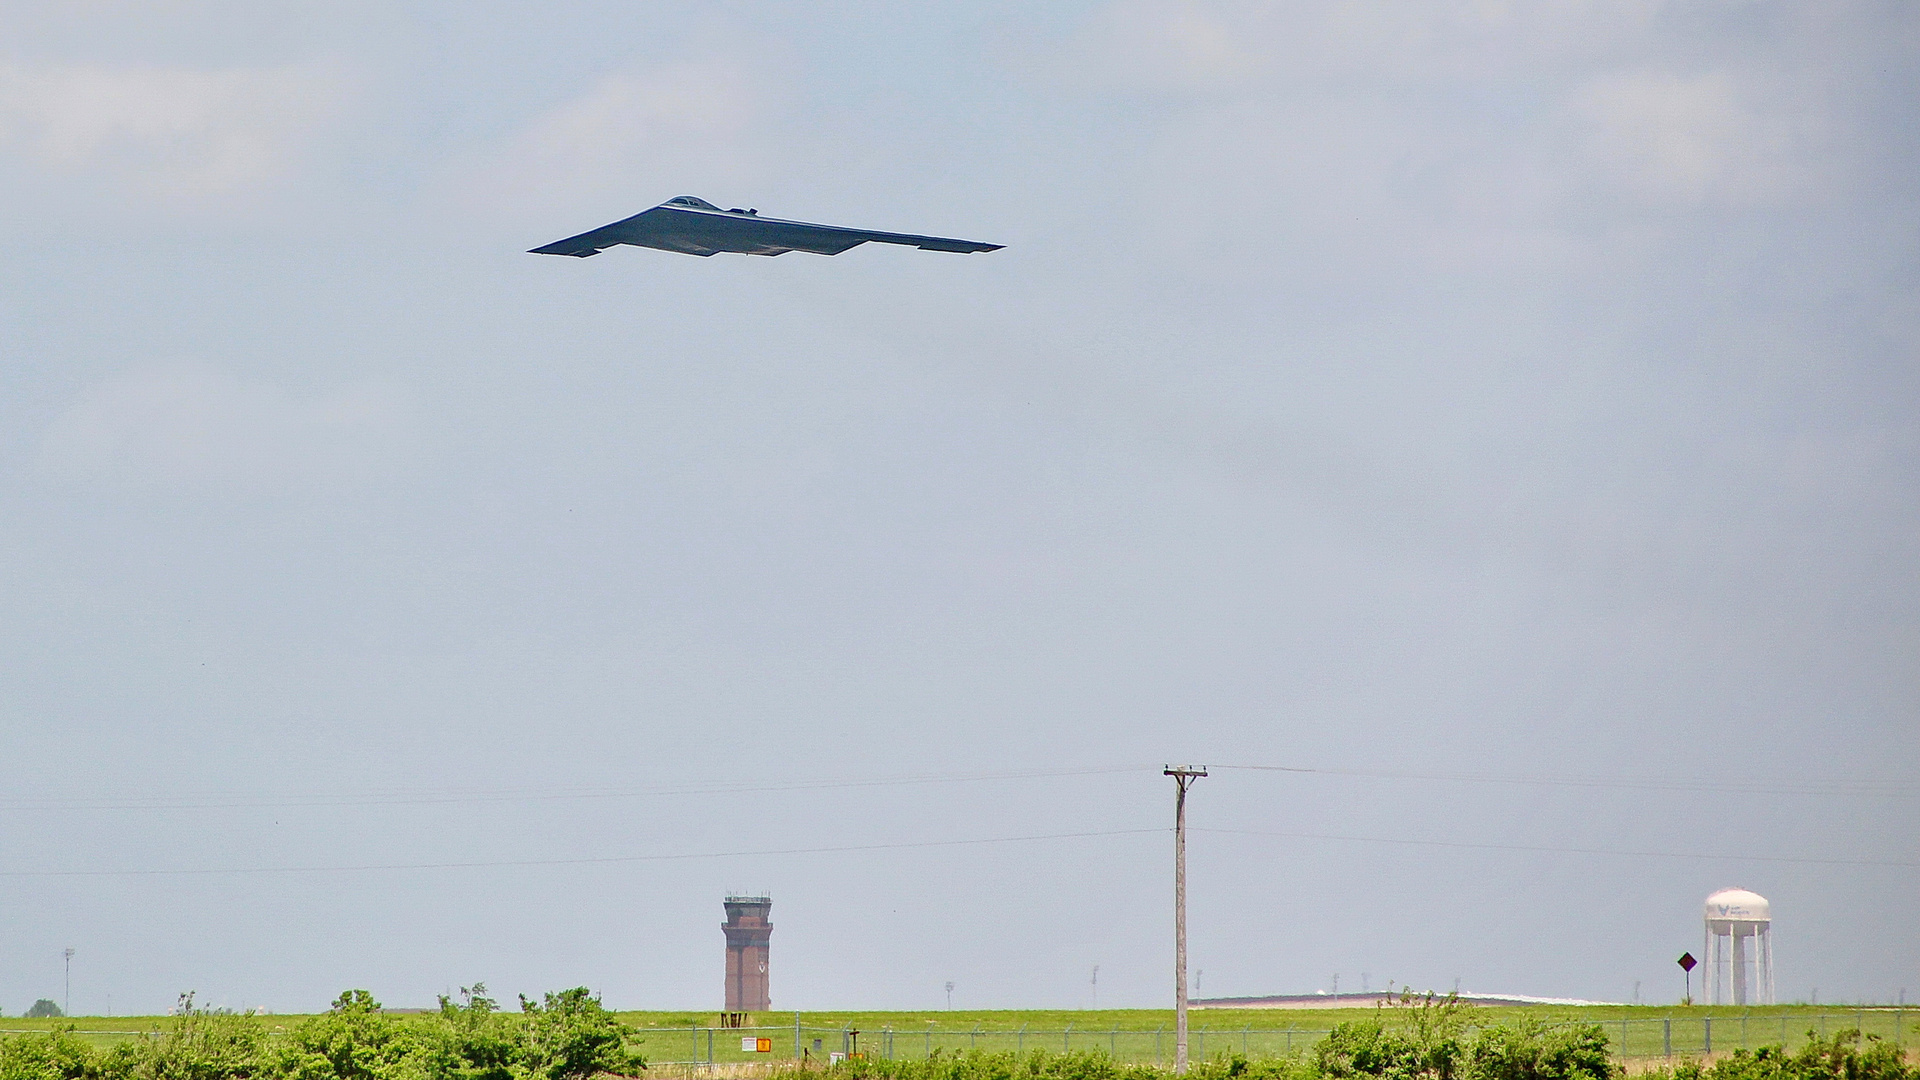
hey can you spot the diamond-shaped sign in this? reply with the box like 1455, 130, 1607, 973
1677, 952, 1697, 972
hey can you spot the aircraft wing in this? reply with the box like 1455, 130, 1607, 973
529, 197, 1002, 258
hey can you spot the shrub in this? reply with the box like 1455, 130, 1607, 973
424, 986, 516, 1080
1188, 1053, 1310, 1080
1314, 993, 1480, 1080
1466, 1021, 1613, 1080
0, 1030, 94, 1080
512, 989, 643, 1080
1784, 1029, 1911, 1080
105, 1009, 270, 1080
270, 991, 431, 1080
1648, 1030, 1913, 1080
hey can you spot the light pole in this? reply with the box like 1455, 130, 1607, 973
945, 982, 955, 1010
1091, 965, 1099, 1010
63, 949, 74, 1017
1166, 765, 1206, 1075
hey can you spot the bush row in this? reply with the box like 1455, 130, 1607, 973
0, 987, 643, 1080
803, 1029, 1908, 1080
800, 995, 1909, 1080
1654, 1031, 1912, 1080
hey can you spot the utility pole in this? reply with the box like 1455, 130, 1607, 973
64, 949, 74, 1017
1091, 965, 1099, 1010
1166, 765, 1206, 1075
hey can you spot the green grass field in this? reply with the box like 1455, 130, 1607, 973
5, 1005, 1911, 1064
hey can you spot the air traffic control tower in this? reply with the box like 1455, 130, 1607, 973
722, 895, 772, 1012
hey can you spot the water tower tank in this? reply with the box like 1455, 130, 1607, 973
1705, 888, 1770, 923
1703, 888, 1773, 1005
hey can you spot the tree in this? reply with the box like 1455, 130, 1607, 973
272, 990, 428, 1080
23, 1001, 63, 1020
514, 989, 643, 1080
1316, 993, 1474, 1080
430, 984, 517, 1080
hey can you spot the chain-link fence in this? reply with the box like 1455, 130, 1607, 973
636, 1011, 1916, 1067
1605, 1010, 1911, 1059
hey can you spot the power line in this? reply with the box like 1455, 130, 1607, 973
3, 819, 1905, 879
5, 761, 1901, 816
1193, 826, 1920, 868
1209, 763, 1916, 797
0, 827, 1167, 879
0, 765, 1152, 814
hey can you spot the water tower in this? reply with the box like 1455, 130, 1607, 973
1703, 888, 1773, 1005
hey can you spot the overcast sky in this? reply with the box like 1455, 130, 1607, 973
1, 1, 1916, 1018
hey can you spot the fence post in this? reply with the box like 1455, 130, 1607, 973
1621, 1018, 1629, 1058
927, 1022, 933, 1058
1112, 1027, 1118, 1057
1664, 1017, 1672, 1058
1018, 1024, 1026, 1054
1065, 1023, 1073, 1052
1157, 1026, 1164, 1065
1742, 1011, 1748, 1049
797, 1013, 802, 1061
1704, 1016, 1711, 1055
972, 1027, 979, 1051
1244, 1024, 1250, 1055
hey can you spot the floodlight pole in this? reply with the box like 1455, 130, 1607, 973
63, 948, 74, 1017
1166, 765, 1206, 1074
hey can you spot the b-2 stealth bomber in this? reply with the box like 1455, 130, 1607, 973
529, 196, 1002, 259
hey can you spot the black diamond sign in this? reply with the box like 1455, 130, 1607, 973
1678, 952, 1697, 972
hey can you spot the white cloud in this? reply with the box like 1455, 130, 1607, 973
37, 364, 408, 495
1576, 69, 1807, 203
1040, 0, 1672, 95
1046, 0, 1260, 94
463, 62, 763, 215
0, 62, 343, 199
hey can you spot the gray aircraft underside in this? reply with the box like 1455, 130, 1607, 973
529, 196, 1003, 258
